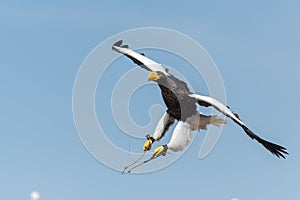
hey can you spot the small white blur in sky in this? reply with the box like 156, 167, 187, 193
30, 191, 40, 200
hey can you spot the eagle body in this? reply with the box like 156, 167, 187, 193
157, 75, 197, 121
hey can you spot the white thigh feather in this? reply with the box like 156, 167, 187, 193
153, 112, 170, 140
167, 121, 191, 152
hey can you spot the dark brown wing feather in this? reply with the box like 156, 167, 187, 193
241, 125, 288, 158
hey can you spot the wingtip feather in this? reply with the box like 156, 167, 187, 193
242, 126, 288, 159
113, 40, 122, 47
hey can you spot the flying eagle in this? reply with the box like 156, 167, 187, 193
112, 40, 288, 159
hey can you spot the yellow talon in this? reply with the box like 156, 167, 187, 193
152, 145, 167, 157
143, 139, 153, 151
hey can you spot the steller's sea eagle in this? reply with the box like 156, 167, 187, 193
112, 40, 288, 159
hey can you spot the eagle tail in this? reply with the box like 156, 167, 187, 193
198, 114, 228, 130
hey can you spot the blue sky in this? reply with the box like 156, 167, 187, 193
1, 1, 300, 199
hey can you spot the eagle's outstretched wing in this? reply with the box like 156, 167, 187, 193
112, 40, 169, 75
189, 93, 288, 158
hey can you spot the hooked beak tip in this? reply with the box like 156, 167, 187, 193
147, 72, 159, 81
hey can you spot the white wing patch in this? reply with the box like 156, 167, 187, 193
112, 40, 168, 75
167, 121, 191, 152
189, 93, 245, 126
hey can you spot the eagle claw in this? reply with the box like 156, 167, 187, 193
143, 139, 153, 151
152, 145, 168, 157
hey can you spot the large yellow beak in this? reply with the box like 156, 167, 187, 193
147, 72, 160, 81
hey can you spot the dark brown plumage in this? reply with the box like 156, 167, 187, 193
153, 72, 197, 121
